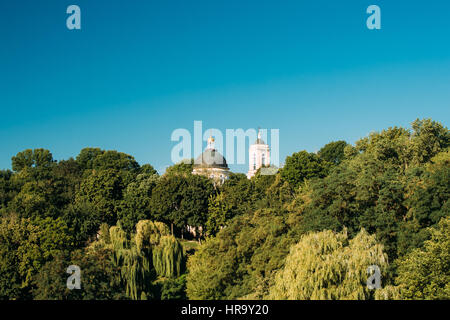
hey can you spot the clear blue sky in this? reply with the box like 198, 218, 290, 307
1, 0, 449, 174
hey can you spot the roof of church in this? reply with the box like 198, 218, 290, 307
254, 129, 266, 145
255, 137, 266, 145
194, 149, 229, 169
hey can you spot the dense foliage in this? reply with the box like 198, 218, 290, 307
0, 119, 448, 300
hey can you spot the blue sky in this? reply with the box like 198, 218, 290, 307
1, 0, 449, 174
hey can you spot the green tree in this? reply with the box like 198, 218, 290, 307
395, 216, 450, 299
9, 176, 71, 220
0, 170, 16, 211
75, 169, 125, 226
398, 159, 449, 256
104, 220, 185, 300
183, 174, 215, 237
318, 140, 348, 165
92, 150, 140, 173
410, 118, 450, 165
33, 248, 125, 300
150, 175, 189, 235
206, 193, 234, 236
140, 164, 158, 175
187, 208, 292, 300
219, 173, 256, 217
119, 173, 159, 233
11, 149, 54, 172
62, 201, 101, 246
135, 220, 185, 285
76, 148, 104, 171
0, 215, 72, 299
150, 174, 214, 238
268, 229, 388, 300
0, 215, 43, 299
164, 159, 194, 176
160, 274, 187, 300
281, 151, 331, 189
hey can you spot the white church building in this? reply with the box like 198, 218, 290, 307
247, 130, 270, 179
192, 129, 271, 182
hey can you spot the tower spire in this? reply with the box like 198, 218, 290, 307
207, 130, 215, 150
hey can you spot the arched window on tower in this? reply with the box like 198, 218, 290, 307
262, 153, 266, 166
253, 153, 256, 170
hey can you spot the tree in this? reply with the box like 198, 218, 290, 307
12, 149, 54, 172
135, 220, 185, 278
187, 208, 292, 300
140, 164, 158, 176
206, 193, 234, 236
62, 201, 102, 246
150, 174, 214, 238
101, 220, 185, 300
318, 140, 348, 165
92, 150, 140, 173
152, 235, 185, 278
183, 174, 215, 237
119, 173, 159, 233
150, 175, 189, 235
0, 170, 16, 210
281, 151, 331, 189
33, 248, 125, 300
0, 215, 43, 299
398, 158, 449, 256
410, 118, 450, 165
76, 148, 104, 171
31, 217, 74, 260
0, 215, 72, 299
219, 173, 256, 217
75, 169, 125, 226
268, 229, 388, 300
186, 235, 229, 300
293, 123, 444, 262
164, 159, 194, 176
395, 217, 450, 299
9, 175, 71, 220
160, 275, 187, 300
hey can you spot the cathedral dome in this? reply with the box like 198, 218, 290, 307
194, 149, 228, 169
194, 135, 229, 169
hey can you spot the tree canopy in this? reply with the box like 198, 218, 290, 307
0, 119, 448, 300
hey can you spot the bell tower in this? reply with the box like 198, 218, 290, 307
247, 129, 270, 179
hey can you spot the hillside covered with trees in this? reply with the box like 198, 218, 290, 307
0, 119, 448, 300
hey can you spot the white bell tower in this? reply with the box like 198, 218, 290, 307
247, 129, 270, 179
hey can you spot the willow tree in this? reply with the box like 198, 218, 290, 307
152, 235, 184, 278
268, 228, 389, 300
135, 220, 184, 278
107, 223, 154, 300
135, 220, 170, 250
120, 246, 153, 300
103, 220, 186, 300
